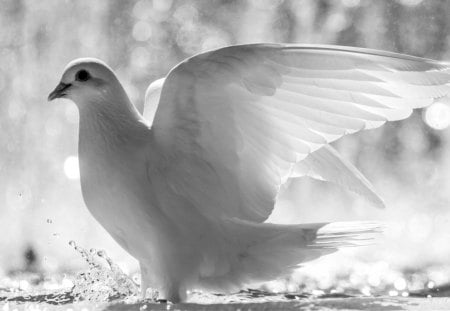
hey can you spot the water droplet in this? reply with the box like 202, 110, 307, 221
47, 218, 53, 224
69, 243, 139, 302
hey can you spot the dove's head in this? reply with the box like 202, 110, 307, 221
48, 58, 129, 109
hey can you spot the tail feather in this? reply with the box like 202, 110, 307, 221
309, 221, 383, 249
198, 220, 383, 291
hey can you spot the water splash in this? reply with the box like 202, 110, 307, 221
68, 241, 139, 302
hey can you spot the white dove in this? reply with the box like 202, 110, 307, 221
48, 44, 450, 302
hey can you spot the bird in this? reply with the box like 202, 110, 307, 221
48, 44, 450, 302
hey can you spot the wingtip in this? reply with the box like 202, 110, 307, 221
372, 196, 387, 209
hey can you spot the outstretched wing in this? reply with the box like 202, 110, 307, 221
143, 77, 385, 209
149, 44, 450, 222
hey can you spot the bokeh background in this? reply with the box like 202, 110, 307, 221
0, 0, 449, 296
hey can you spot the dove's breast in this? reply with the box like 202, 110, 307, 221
77, 118, 166, 259
76, 112, 235, 290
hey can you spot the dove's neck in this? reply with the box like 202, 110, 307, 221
78, 93, 151, 155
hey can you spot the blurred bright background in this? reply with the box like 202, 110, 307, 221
0, 0, 450, 297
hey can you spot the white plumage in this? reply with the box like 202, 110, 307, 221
48, 44, 450, 302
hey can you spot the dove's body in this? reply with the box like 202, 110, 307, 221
49, 44, 450, 302
77, 103, 323, 301
76, 86, 204, 300
76, 91, 243, 301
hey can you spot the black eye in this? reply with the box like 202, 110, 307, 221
75, 69, 91, 82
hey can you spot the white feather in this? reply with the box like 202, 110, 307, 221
144, 76, 385, 209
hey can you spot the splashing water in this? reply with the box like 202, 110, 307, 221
68, 241, 141, 303
2, 241, 450, 310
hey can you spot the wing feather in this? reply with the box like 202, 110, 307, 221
149, 44, 450, 222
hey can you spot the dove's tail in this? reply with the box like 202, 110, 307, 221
198, 220, 382, 291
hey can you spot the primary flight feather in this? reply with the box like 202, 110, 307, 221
48, 44, 450, 302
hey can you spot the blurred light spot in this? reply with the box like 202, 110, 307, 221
312, 289, 325, 296
402, 291, 409, 297
388, 290, 398, 296
174, 4, 199, 25
19, 280, 30, 291
130, 47, 150, 69
325, 12, 349, 32
132, 0, 152, 20
394, 278, 407, 291
361, 286, 371, 296
342, 0, 360, 7
264, 280, 286, 293
153, 0, 172, 12
176, 25, 202, 54
65, 104, 79, 124
423, 102, 450, 130
427, 281, 435, 289
132, 21, 152, 42
428, 269, 449, 286
64, 156, 80, 180
398, 0, 423, 6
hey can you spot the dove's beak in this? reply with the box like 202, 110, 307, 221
48, 82, 71, 101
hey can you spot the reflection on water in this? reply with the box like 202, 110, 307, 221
2, 288, 450, 311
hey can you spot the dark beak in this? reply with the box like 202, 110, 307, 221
48, 82, 71, 101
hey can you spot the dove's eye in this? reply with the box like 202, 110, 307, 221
75, 70, 91, 82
